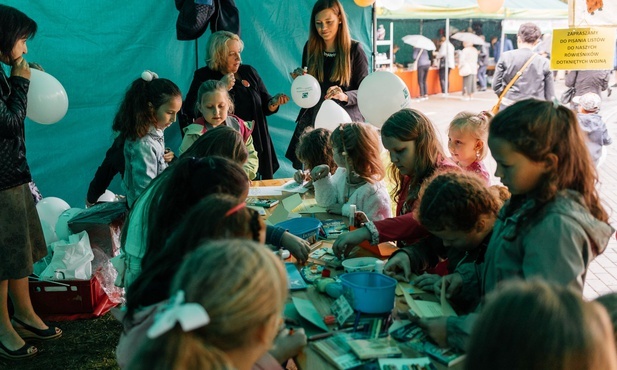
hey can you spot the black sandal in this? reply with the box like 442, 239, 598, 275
0, 341, 37, 360
12, 317, 62, 341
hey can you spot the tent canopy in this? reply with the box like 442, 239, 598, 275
377, 0, 568, 20
1, 1, 371, 207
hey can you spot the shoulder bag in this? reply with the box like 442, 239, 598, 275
491, 53, 538, 115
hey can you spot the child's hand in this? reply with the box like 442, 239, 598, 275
269, 327, 307, 363
413, 273, 441, 292
332, 227, 370, 259
354, 211, 369, 225
384, 252, 412, 282
418, 317, 449, 348
326, 203, 343, 215
293, 170, 310, 184
290, 67, 306, 80
310, 164, 330, 181
221, 73, 236, 90
163, 149, 175, 163
281, 232, 310, 264
436, 273, 463, 299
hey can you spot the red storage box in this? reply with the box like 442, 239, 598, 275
29, 277, 109, 318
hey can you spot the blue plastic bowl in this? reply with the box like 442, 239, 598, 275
275, 217, 322, 242
339, 272, 397, 314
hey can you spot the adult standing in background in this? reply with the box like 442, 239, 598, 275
565, 69, 610, 109
492, 35, 513, 63
458, 41, 478, 100
492, 23, 554, 111
286, 0, 368, 170
0, 5, 61, 361
413, 47, 431, 100
435, 36, 455, 95
182, 31, 288, 180
477, 35, 490, 91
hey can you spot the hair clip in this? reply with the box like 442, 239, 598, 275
552, 96, 560, 109
147, 290, 210, 339
225, 202, 246, 217
141, 70, 159, 82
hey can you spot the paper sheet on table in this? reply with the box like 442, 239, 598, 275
248, 186, 282, 197
266, 194, 303, 225
278, 179, 310, 194
291, 198, 328, 214
292, 297, 330, 332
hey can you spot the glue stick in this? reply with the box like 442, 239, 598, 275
349, 204, 356, 227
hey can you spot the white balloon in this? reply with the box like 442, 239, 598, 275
315, 100, 352, 131
291, 74, 321, 108
97, 189, 116, 202
26, 69, 69, 125
55, 208, 84, 241
36, 197, 70, 230
357, 71, 411, 128
40, 219, 58, 246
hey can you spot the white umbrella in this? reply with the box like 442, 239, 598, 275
451, 32, 485, 45
401, 35, 436, 51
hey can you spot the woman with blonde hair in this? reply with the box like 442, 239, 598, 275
286, 0, 369, 169
182, 31, 289, 179
128, 239, 288, 370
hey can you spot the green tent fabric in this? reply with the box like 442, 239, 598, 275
2, 0, 371, 207
378, 0, 568, 19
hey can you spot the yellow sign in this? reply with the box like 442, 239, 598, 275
551, 28, 615, 70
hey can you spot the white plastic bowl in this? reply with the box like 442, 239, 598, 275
342, 257, 379, 273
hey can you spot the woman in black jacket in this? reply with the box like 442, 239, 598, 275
0, 5, 61, 360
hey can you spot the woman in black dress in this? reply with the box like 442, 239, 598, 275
182, 31, 289, 180
286, 0, 369, 169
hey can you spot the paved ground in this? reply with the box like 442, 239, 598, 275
409, 72, 617, 300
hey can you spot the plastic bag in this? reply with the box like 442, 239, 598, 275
41, 231, 94, 280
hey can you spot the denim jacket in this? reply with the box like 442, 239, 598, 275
123, 126, 167, 208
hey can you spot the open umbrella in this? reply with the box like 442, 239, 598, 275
451, 32, 485, 45
401, 35, 436, 51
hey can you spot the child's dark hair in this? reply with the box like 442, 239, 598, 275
330, 122, 385, 184
295, 127, 337, 173
125, 193, 261, 322
195, 79, 234, 118
381, 108, 447, 203
448, 111, 491, 160
490, 99, 607, 222
121, 156, 248, 315
0, 5, 37, 59
180, 126, 248, 165
416, 170, 510, 232
112, 77, 181, 141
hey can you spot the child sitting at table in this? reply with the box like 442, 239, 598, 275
179, 80, 259, 180
466, 280, 617, 370
332, 109, 458, 259
310, 122, 392, 221
420, 99, 613, 352
117, 195, 307, 369
293, 127, 337, 185
447, 111, 491, 184
127, 239, 290, 370
384, 171, 509, 312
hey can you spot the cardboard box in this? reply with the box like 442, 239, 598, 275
29, 277, 107, 315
